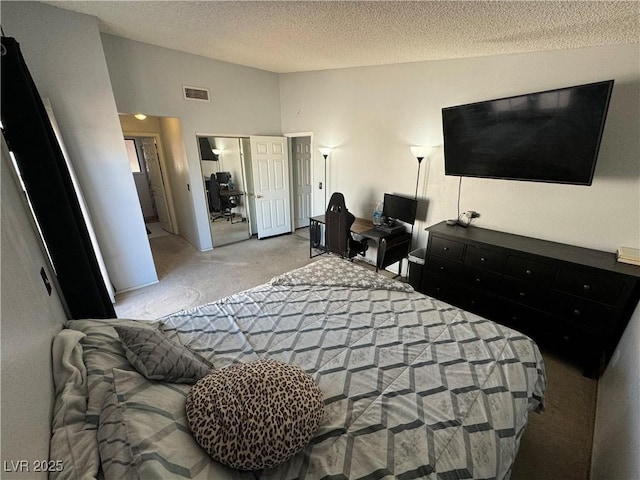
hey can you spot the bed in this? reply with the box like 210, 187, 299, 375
50, 257, 546, 480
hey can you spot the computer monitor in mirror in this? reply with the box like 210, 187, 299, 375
216, 171, 231, 184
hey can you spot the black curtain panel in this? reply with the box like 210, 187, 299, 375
1, 36, 116, 319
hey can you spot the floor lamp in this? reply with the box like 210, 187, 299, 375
319, 147, 332, 210
410, 146, 431, 249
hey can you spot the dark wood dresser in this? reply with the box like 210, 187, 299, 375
419, 221, 640, 377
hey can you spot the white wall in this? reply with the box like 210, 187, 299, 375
2, 2, 158, 293
591, 305, 640, 479
101, 35, 282, 250
280, 44, 640, 254
157, 117, 192, 239
1, 142, 67, 477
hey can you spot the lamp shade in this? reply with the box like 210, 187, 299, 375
411, 146, 431, 159
318, 147, 332, 157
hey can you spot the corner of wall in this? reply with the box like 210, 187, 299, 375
590, 300, 640, 479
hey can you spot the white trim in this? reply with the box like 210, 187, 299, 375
115, 279, 159, 294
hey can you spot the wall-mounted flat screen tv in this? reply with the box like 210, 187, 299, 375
442, 80, 614, 185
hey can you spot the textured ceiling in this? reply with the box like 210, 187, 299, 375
45, 1, 639, 73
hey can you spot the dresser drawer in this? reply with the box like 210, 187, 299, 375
461, 266, 503, 291
549, 293, 615, 331
425, 256, 465, 281
422, 274, 496, 318
422, 273, 465, 307
505, 256, 557, 286
502, 278, 554, 308
496, 299, 550, 336
464, 245, 507, 273
554, 267, 625, 305
498, 300, 598, 360
430, 236, 465, 262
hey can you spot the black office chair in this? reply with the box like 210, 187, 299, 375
325, 192, 368, 259
208, 174, 223, 221
219, 184, 237, 221
377, 232, 412, 276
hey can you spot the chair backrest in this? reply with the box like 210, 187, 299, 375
209, 174, 222, 211
325, 193, 355, 256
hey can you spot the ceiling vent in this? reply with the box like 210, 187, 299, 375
183, 86, 210, 102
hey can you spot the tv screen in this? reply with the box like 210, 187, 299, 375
442, 80, 614, 185
383, 193, 417, 225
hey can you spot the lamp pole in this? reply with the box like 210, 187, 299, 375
323, 154, 328, 209
414, 156, 424, 201
410, 146, 431, 251
318, 147, 332, 211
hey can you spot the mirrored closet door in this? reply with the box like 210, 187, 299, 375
198, 136, 252, 247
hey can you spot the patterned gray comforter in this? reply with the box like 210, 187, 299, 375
58, 257, 546, 480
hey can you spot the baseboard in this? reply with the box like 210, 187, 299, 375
115, 279, 159, 295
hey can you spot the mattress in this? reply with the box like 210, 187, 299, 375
51, 256, 546, 480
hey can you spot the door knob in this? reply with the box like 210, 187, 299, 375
256, 195, 263, 198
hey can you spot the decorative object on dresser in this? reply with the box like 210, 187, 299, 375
617, 246, 640, 266
419, 221, 640, 378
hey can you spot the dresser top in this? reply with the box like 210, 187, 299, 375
427, 221, 640, 277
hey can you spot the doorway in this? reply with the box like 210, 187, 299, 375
124, 135, 175, 236
290, 135, 312, 229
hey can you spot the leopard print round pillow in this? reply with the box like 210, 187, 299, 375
185, 359, 324, 470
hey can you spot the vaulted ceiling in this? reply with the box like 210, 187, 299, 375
46, 1, 639, 73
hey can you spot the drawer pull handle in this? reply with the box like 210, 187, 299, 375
511, 316, 518, 321
480, 257, 487, 262
573, 309, 581, 316
470, 300, 476, 305
525, 269, 533, 275
443, 247, 450, 251
519, 292, 526, 297
475, 278, 481, 282
583, 284, 591, 291
439, 266, 445, 271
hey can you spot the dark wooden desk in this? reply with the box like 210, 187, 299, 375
309, 215, 410, 272
219, 189, 243, 197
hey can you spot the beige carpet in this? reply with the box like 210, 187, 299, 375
115, 229, 317, 319
114, 230, 597, 479
512, 350, 597, 479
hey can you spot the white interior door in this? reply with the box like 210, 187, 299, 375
250, 136, 292, 239
293, 137, 312, 229
141, 137, 172, 233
